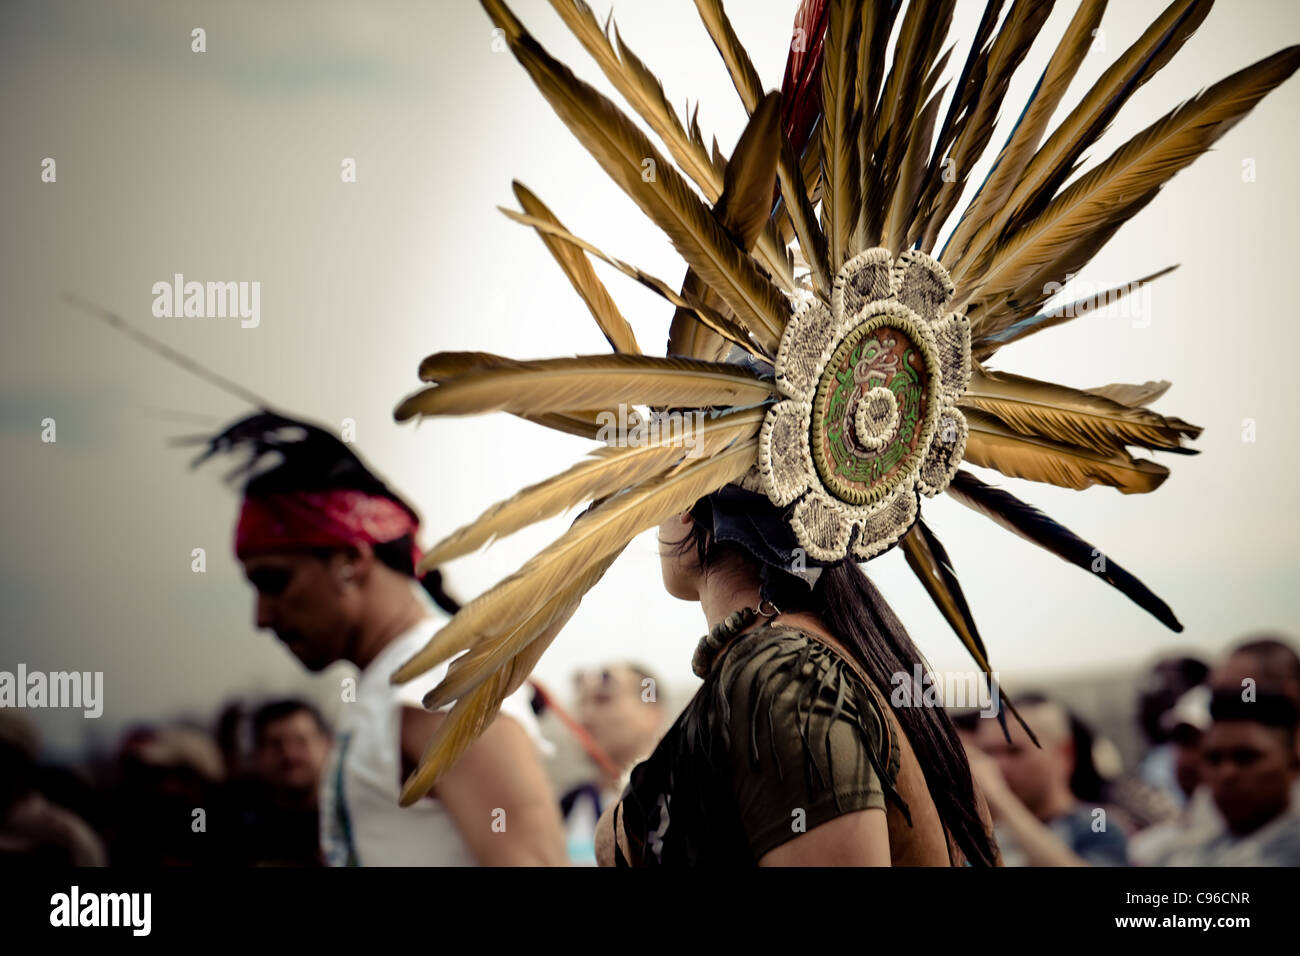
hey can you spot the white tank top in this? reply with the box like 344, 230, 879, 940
319, 617, 554, 866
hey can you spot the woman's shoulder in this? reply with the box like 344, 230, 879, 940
715, 621, 824, 667
716, 623, 875, 697
707, 621, 904, 860
711, 621, 896, 772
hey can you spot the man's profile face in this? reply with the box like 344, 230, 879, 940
241, 550, 352, 671
1200, 720, 1298, 834
255, 710, 330, 794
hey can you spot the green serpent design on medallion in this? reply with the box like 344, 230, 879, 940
811, 312, 941, 507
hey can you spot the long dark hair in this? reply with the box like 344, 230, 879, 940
678, 523, 998, 867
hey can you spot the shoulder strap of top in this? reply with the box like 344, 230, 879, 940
798, 629, 896, 776
801, 628, 962, 866
707, 621, 964, 864
709, 622, 896, 775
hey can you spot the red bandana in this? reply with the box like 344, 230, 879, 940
235, 489, 421, 568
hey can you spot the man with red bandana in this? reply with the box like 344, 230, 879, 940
200, 412, 567, 865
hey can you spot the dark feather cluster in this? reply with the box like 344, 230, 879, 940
192, 410, 415, 520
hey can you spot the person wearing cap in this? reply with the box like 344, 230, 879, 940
1134, 656, 1210, 810
1127, 686, 1220, 866
1151, 687, 1300, 866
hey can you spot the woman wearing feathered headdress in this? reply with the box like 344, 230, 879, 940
391, 0, 1297, 865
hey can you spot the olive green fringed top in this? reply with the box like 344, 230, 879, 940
615, 623, 905, 866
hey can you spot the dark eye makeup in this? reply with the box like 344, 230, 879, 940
249, 568, 292, 596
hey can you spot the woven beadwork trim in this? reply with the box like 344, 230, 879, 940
831, 248, 893, 322
917, 405, 968, 498
826, 295, 924, 354
851, 484, 920, 561
756, 247, 971, 566
791, 489, 858, 562
932, 310, 972, 405
774, 296, 836, 401
891, 249, 955, 325
757, 399, 813, 508
734, 463, 765, 495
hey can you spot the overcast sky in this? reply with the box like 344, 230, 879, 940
2, 0, 1297, 757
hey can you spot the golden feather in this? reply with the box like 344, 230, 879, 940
423, 547, 626, 716
899, 520, 1037, 743
918, 0, 1050, 260
694, 0, 831, 296
670, 92, 785, 361
874, 0, 958, 250
1086, 380, 1172, 408
397, 550, 620, 804
420, 406, 766, 566
949, 0, 1214, 276
711, 92, 785, 258
820, 0, 862, 272
551, 0, 722, 195
961, 366, 1201, 454
956, 44, 1300, 312
416, 437, 759, 707
499, 209, 768, 356
964, 407, 1170, 494
694, 0, 765, 111
884, 82, 946, 254
548, 0, 794, 290
942, 0, 1107, 264
971, 264, 1178, 358
398, 658, 532, 805
511, 182, 640, 354
395, 353, 775, 422
482, 0, 790, 348
416, 351, 625, 439
418, 349, 524, 383
860, 0, 932, 247
393, 437, 759, 685
779, 134, 832, 297
900, 522, 992, 674
667, 271, 733, 363
513, 411, 620, 441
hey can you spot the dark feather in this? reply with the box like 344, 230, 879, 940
899, 521, 1037, 746
946, 469, 1183, 631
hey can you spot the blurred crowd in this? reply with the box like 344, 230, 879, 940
1, 631, 1297, 867
0, 697, 332, 866
956, 632, 1300, 866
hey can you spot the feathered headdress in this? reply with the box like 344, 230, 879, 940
389, 0, 1299, 804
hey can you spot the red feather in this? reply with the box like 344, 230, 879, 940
780, 0, 830, 158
